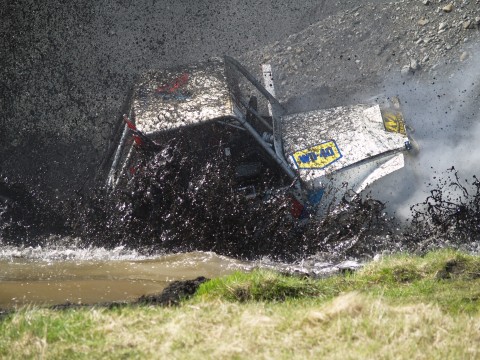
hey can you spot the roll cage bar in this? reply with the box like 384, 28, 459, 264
223, 56, 296, 180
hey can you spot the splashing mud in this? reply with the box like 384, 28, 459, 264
69, 131, 403, 261
2, 136, 480, 264
407, 169, 480, 252
0, 131, 386, 261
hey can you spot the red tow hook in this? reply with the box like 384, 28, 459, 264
123, 115, 160, 150
289, 195, 305, 219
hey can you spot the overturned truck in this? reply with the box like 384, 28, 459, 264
100, 56, 415, 219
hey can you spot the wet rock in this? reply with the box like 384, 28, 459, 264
401, 65, 412, 75
137, 276, 209, 306
462, 20, 475, 29
442, 3, 454, 13
410, 58, 419, 70
401, 57, 420, 75
418, 18, 430, 26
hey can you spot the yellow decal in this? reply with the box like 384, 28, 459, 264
292, 140, 342, 169
382, 111, 406, 135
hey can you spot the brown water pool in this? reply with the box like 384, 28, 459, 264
0, 251, 250, 309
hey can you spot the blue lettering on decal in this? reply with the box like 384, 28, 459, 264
299, 154, 310, 163
319, 146, 335, 158
298, 146, 337, 164
294, 142, 341, 169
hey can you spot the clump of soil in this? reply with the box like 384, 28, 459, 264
137, 276, 209, 306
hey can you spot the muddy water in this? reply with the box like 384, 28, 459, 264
0, 249, 251, 309
0, 240, 364, 309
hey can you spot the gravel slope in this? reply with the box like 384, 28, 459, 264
240, 0, 480, 110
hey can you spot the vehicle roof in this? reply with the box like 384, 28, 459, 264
132, 58, 235, 134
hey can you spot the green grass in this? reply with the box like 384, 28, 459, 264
0, 307, 102, 359
1, 249, 479, 359
194, 249, 480, 314
195, 268, 332, 302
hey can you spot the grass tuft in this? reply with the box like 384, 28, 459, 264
195, 270, 326, 302
360, 249, 480, 282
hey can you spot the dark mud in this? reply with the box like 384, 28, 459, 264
137, 276, 209, 306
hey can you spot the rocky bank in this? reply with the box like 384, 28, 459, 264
241, 0, 480, 109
